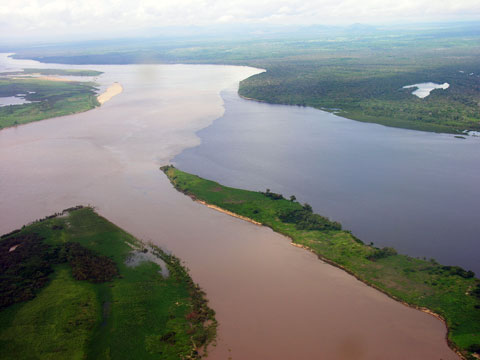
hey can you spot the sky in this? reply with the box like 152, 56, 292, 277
1, 0, 479, 41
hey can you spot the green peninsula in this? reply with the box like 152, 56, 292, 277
0, 207, 216, 359
161, 165, 480, 359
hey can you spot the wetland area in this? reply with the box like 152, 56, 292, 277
0, 53, 474, 359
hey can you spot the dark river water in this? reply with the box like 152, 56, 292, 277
0, 54, 461, 359
175, 89, 480, 274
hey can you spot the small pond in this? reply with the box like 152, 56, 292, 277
403, 82, 449, 98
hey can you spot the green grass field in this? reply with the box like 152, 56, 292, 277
162, 165, 480, 359
0, 207, 216, 359
0, 77, 100, 129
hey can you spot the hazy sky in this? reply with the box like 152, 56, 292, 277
1, 0, 479, 40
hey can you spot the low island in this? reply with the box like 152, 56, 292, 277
161, 165, 480, 360
0, 68, 120, 130
0, 206, 216, 359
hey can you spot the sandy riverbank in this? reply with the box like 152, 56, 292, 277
196, 199, 262, 225
97, 82, 123, 104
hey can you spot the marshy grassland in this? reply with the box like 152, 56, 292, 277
0, 207, 216, 360
162, 165, 480, 359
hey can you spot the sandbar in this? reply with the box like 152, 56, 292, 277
97, 82, 123, 104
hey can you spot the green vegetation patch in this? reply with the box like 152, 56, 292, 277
61, 242, 119, 282
0, 78, 100, 129
0, 233, 57, 309
0, 207, 216, 359
0, 266, 98, 360
162, 165, 480, 359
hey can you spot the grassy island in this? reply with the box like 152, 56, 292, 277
0, 76, 100, 130
161, 165, 480, 359
0, 206, 216, 359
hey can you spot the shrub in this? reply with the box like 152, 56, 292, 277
278, 208, 342, 231
0, 233, 57, 308
468, 344, 480, 354
261, 189, 284, 200
61, 242, 118, 283
441, 266, 475, 279
368, 247, 398, 261
471, 284, 480, 299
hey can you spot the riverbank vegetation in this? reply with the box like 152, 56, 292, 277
9, 23, 480, 133
0, 77, 100, 129
0, 206, 216, 359
162, 165, 480, 359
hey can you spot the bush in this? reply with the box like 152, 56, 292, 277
0, 233, 120, 310
471, 284, 480, 299
60, 242, 118, 283
368, 247, 398, 261
468, 344, 480, 353
261, 189, 284, 200
278, 208, 342, 231
0, 233, 57, 309
441, 265, 475, 279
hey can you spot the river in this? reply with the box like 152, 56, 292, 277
175, 89, 480, 275
0, 54, 459, 359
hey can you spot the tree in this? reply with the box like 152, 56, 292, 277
290, 195, 296, 202
303, 203, 313, 212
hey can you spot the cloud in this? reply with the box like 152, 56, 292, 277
0, 0, 479, 39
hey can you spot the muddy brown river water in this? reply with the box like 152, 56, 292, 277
0, 54, 458, 359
